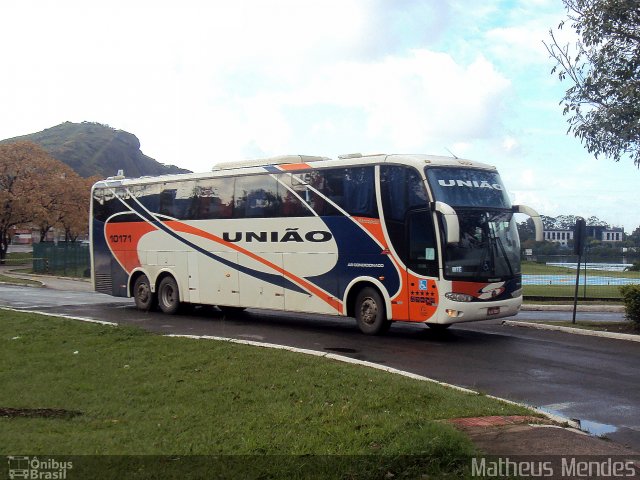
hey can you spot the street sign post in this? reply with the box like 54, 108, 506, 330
572, 218, 587, 324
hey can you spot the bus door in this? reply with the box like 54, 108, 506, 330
405, 209, 439, 321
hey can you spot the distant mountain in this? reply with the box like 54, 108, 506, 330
1, 121, 191, 178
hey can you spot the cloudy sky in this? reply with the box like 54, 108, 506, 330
2, 0, 639, 231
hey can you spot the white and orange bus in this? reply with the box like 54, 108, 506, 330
90, 153, 542, 334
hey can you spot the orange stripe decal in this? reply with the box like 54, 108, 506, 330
166, 221, 343, 312
279, 163, 311, 171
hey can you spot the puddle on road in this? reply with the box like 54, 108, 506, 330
574, 419, 618, 436
537, 406, 618, 437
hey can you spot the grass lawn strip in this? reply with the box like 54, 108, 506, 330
1, 310, 536, 477
0, 273, 42, 287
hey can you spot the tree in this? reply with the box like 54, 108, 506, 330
57, 176, 95, 242
30, 158, 82, 242
545, 0, 640, 166
0, 142, 86, 262
629, 225, 640, 246
0, 142, 57, 262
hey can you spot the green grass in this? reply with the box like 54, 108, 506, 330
521, 261, 576, 275
0, 273, 41, 287
523, 284, 624, 299
0, 310, 533, 478
5, 252, 33, 264
522, 261, 640, 279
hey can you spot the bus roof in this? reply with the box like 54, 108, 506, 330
93, 153, 497, 188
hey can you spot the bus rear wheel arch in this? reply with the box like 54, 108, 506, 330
157, 275, 181, 315
352, 286, 391, 335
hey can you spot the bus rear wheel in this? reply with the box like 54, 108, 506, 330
133, 274, 155, 311
355, 287, 390, 335
158, 276, 180, 314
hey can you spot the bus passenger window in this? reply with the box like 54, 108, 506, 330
234, 175, 280, 218
159, 189, 177, 218
308, 167, 377, 217
190, 179, 234, 219
277, 174, 314, 217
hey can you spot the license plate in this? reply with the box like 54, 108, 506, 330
487, 307, 500, 315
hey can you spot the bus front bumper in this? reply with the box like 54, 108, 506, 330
428, 296, 522, 325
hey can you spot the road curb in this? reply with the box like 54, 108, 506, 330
503, 320, 640, 343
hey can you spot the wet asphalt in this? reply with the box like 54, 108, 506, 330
0, 282, 638, 451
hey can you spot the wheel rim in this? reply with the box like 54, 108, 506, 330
359, 296, 378, 325
136, 282, 150, 304
162, 284, 175, 307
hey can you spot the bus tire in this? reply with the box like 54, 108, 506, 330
355, 287, 389, 335
158, 276, 180, 315
133, 274, 155, 311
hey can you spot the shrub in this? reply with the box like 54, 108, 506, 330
619, 285, 640, 327
624, 262, 640, 272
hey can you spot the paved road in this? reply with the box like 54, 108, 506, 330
1, 283, 639, 451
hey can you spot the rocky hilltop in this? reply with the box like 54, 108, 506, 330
1, 121, 191, 178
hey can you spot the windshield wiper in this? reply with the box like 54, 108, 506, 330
495, 236, 514, 277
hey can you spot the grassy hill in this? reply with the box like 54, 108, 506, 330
1, 122, 191, 178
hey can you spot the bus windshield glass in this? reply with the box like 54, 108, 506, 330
426, 167, 519, 280
426, 167, 511, 209
443, 209, 521, 279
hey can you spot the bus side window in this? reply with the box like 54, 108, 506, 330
311, 167, 377, 218
234, 175, 280, 218
278, 174, 314, 217
159, 189, 177, 217
190, 178, 234, 219
343, 167, 377, 217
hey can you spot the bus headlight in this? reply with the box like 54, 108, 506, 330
445, 292, 474, 302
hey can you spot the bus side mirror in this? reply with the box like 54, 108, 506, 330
512, 205, 543, 242
431, 201, 460, 244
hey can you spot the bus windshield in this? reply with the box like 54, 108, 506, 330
443, 209, 521, 280
426, 167, 511, 209
426, 167, 519, 280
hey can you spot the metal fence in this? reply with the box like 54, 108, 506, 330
522, 254, 640, 300
32, 243, 91, 278
21, 244, 640, 300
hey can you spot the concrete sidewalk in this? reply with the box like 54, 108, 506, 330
449, 415, 639, 457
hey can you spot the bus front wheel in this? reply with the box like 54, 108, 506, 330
133, 274, 155, 311
158, 276, 180, 315
355, 287, 390, 335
